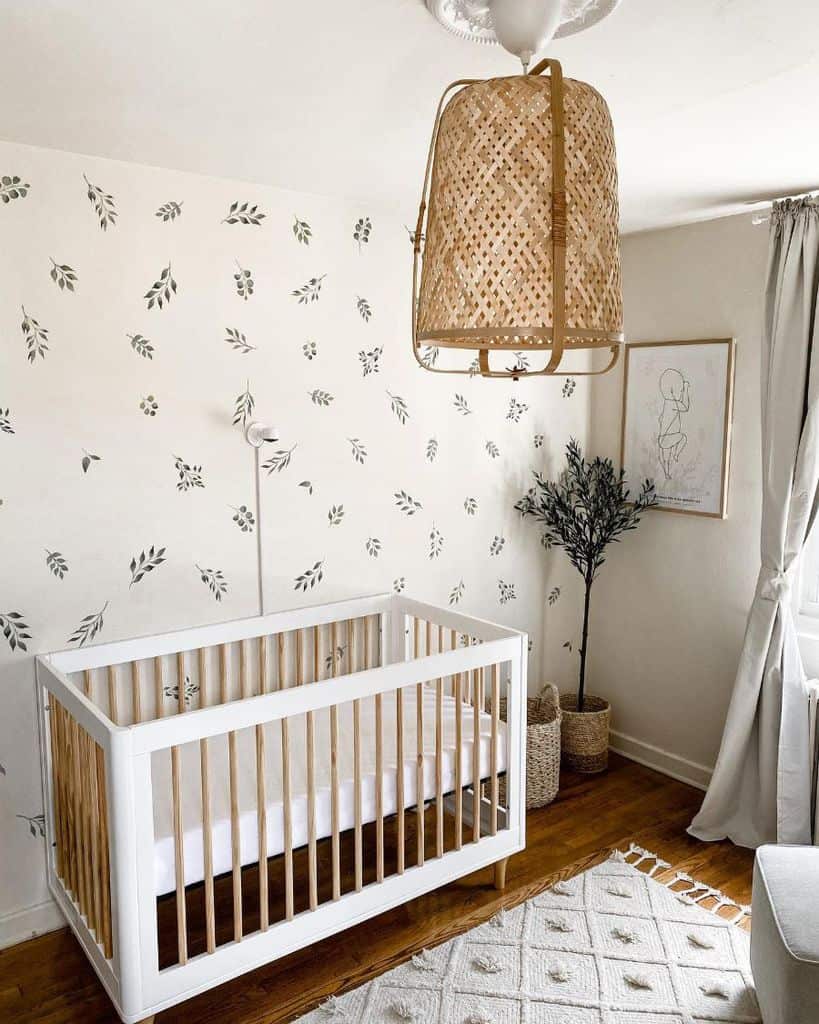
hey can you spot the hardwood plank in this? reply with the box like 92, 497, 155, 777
0, 754, 751, 1024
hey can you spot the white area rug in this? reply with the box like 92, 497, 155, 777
296, 846, 759, 1024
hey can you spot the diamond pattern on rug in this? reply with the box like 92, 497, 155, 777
295, 854, 760, 1024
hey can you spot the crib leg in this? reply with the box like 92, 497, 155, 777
493, 856, 510, 891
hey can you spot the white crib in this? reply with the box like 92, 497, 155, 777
35, 594, 527, 1023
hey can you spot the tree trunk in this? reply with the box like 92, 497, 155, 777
578, 577, 593, 712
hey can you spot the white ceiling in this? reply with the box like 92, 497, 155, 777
1, 0, 818, 233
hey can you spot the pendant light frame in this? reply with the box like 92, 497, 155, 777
412, 58, 623, 379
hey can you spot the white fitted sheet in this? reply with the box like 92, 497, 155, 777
152, 686, 507, 895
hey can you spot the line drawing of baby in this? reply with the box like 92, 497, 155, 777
657, 367, 690, 480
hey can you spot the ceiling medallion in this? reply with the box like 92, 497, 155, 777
425, 0, 621, 47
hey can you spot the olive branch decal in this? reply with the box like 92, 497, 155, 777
0, 175, 29, 204
486, 440, 500, 459
394, 490, 422, 516
1, 612, 32, 652
21, 307, 49, 362
507, 397, 528, 422
68, 601, 108, 646
292, 275, 326, 304
348, 438, 367, 464
128, 333, 154, 359
453, 393, 472, 416
325, 645, 347, 673
429, 524, 444, 560
353, 216, 371, 249
293, 216, 312, 244
0, 408, 14, 434
309, 388, 334, 407
426, 437, 438, 462
534, 433, 545, 449
393, 578, 407, 594
327, 504, 344, 526
420, 345, 439, 369
262, 444, 297, 474
81, 449, 101, 474
49, 258, 77, 292
449, 580, 465, 606
155, 200, 183, 222
233, 260, 254, 300
498, 580, 516, 605
387, 390, 409, 424
507, 352, 530, 374
230, 505, 255, 532
145, 262, 177, 310
129, 545, 167, 586
356, 296, 372, 322
225, 328, 256, 354
464, 496, 478, 516
366, 537, 381, 558
16, 813, 45, 838
548, 586, 561, 606
174, 455, 205, 491
359, 346, 382, 376
45, 550, 69, 579
196, 564, 228, 602
294, 559, 324, 592
83, 174, 117, 230
490, 535, 505, 556
222, 201, 266, 226
232, 381, 255, 426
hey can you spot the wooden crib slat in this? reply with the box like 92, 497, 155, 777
154, 655, 164, 721
79, 726, 95, 934
353, 697, 363, 892
490, 663, 499, 836
95, 742, 113, 960
413, 619, 424, 867
472, 666, 481, 843
330, 622, 341, 901
131, 660, 142, 724
86, 728, 103, 944
453, 631, 463, 851
305, 632, 318, 910
396, 683, 405, 875
282, 632, 295, 920
220, 643, 243, 943
435, 625, 444, 859
257, 636, 269, 931
198, 647, 216, 954
107, 665, 118, 725
173, 651, 188, 963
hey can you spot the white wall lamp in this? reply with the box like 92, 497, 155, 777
245, 421, 279, 447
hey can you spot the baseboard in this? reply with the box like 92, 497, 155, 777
610, 730, 713, 791
0, 897, 65, 950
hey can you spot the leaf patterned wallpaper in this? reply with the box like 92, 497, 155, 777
0, 139, 590, 940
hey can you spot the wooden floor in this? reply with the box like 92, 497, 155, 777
0, 754, 754, 1024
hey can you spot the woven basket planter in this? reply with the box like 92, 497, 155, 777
500, 684, 561, 809
559, 694, 610, 774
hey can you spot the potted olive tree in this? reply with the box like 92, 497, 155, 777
515, 439, 656, 773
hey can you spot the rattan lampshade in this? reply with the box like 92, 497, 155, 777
412, 58, 623, 378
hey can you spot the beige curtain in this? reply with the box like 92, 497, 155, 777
690, 197, 819, 848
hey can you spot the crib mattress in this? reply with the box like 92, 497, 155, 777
151, 686, 507, 895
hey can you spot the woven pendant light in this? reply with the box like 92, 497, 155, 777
412, 58, 623, 378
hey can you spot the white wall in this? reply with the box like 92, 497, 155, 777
588, 213, 768, 786
0, 138, 591, 944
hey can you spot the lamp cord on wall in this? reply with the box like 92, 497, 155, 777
253, 445, 265, 616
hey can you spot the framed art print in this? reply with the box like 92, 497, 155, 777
620, 338, 735, 518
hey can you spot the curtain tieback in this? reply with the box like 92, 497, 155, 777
759, 565, 794, 602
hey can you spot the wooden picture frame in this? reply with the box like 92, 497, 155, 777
620, 338, 735, 518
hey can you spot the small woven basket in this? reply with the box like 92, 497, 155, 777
500, 683, 561, 809
559, 693, 610, 773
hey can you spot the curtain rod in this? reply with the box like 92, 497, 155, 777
750, 189, 819, 226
